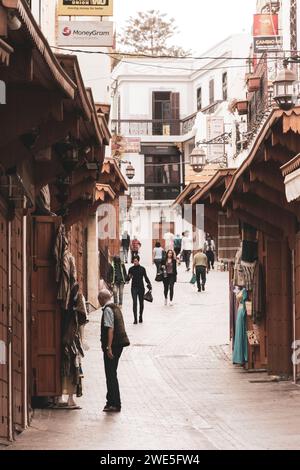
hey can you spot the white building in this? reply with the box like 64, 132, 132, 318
111, 34, 251, 263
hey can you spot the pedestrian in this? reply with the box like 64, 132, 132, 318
130, 235, 141, 263
153, 241, 165, 274
204, 233, 216, 271
107, 255, 127, 309
173, 234, 182, 261
127, 256, 152, 324
161, 250, 177, 306
164, 230, 174, 251
181, 230, 193, 271
98, 289, 130, 413
121, 231, 130, 263
193, 248, 208, 292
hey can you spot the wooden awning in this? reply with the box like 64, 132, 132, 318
190, 169, 235, 205
1, 0, 75, 98
173, 165, 220, 207
0, 39, 13, 66
281, 153, 300, 203
173, 182, 202, 206
95, 183, 116, 202
221, 107, 300, 207
219, 107, 300, 240
101, 159, 128, 192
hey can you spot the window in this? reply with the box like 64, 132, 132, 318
222, 72, 228, 101
152, 92, 180, 135
209, 79, 215, 105
144, 155, 181, 200
152, 92, 171, 135
197, 87, 202, 111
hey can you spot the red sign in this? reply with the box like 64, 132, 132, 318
253, 14, 278, 37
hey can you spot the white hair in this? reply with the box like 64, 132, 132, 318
98, 289, 112, 306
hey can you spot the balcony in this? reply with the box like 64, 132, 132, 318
247, 54, 273, 135
128, 184, 182, 201
111, 119, 182, 137
111, 101, 225, 138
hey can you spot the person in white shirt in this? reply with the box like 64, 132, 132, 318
181, 231, 193, 271
153, 241, 165, 273
163, 231, 175, 251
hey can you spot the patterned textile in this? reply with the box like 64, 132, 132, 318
240, 260, 257, 291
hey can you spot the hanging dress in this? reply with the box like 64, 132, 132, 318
232, 288, 248, 365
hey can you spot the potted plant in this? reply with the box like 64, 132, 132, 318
247, 76, 261, 93
236, 100, 248, 115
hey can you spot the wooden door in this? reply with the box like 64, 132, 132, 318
11, 211, 23, 432
31, 216, 62, 397
152, 222, 175, 251
0, 197, 9, 440
266, 239, 293, 377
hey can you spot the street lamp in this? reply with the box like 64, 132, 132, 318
273, 64, 297, 111
190, 146, 207, 173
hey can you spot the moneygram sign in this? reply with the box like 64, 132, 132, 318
58, 21, 114, 47
57, 0, 113, 17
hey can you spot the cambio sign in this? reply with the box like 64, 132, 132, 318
58, 21, 113, 47
0, 79, 6, 104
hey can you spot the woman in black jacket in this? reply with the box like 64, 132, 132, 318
161, 250, 177, 306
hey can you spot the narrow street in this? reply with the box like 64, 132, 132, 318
8, 265, 300, 451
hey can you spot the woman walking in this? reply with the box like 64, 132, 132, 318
161, 250, 177, 306
107, 255, 127, 309
153, 241, 165, 274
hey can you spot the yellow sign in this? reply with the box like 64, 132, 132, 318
57, 0, 113, 17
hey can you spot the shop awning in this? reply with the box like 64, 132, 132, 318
173, 165, 220, 207
281, 154, 300, 202
95, 183, 116, 202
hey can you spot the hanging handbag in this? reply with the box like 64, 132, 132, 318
144, 289, 153, 303
155, 272, 163, 282
190, 273, 197, 285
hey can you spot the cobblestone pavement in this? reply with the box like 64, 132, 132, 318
6, 265, 300, 450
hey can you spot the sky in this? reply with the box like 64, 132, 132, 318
114, 0, 257, 55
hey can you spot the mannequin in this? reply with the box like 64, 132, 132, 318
232, 288, 248, 366
53, 283, 88, 409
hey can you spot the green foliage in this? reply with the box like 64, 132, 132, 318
118, 10, 191, 57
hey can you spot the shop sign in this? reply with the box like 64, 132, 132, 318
57, 0, 113, 17
253, 14, 283, 53
58, 21, 113, 47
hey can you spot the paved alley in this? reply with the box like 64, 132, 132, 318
6, 265, 300, 451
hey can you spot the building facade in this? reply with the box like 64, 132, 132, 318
111, 34, 251, 263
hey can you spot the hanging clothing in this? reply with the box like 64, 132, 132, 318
54, 224, 77, 309
233, 248, 245, 287
233, 288, 248, 365
252, 262, 265, 324
61, 284, 88, 397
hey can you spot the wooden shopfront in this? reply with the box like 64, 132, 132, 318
220, 107, 300, 378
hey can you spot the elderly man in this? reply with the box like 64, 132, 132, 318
98, 289, 130, 412
193, 248, 208, 292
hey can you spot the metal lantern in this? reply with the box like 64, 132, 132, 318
273, 66, 297, 111
125, 163, 135, 180
190, 146, 206, 173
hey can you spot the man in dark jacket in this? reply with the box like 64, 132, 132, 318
98, 289, 130, 413
128, 256, 152, 324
